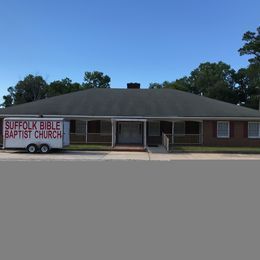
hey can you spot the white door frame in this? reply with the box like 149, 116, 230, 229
111, 119, 147, 148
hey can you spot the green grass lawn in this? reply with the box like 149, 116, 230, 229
65, 144, 111, 151
171, 146, 260, 153
65, 144, 260, 154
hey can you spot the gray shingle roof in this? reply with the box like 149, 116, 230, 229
1, 88, 260, 118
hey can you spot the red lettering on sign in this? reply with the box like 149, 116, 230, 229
4, 120, 63, 140
5, 121, 10, 130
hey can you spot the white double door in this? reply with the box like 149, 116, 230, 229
117, 122, 143, 144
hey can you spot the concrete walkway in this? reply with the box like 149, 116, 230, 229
1, 148, 260, 161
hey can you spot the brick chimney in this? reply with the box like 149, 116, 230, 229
127, 83, 141, 89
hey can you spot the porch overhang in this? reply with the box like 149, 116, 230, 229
111, 118, 147, 122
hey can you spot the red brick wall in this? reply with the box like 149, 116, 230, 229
203, 120, 260, 147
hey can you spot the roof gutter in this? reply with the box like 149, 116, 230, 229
1, 114, 260, 121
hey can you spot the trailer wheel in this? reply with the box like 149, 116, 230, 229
40, 144, 50, 153
27, 144, 37, 153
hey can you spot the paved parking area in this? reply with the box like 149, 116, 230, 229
0, 149, 260, 161
1, 161, 260, 260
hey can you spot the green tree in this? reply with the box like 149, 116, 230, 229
149, 80, 190, 91
236, 27, 260, 109
234, 68, 250, 105
1, 75, 48, 107
82, 71, 111, 89
188, 62, 237, 103
149, 82, 163, 89
239, 27, 260, 64
149, 81, 173, 89
235, 64, 260, 109
160, 81, 175, 89
152, 62, 238, 104
168, 77, 191, 92
46, 78, 82, 97
2, 87, 15, 107
16, 75, 47, 104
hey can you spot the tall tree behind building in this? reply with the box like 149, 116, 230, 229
1, 71, 112, 107
82, 71, 111, 89
46, 78, 82, 97
2, 75, 48, 107
235, 27, 260, 108
150, 62, 238, 104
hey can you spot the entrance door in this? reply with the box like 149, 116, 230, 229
117, 122, 143, 144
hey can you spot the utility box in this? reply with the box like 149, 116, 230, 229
3, 118, 70, 153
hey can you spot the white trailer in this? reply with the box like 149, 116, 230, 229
2, 118, 70, 153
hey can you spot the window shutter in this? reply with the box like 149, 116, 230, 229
230, 121, 234, 138
243, 122, 248, 138
212, 121, 217, 138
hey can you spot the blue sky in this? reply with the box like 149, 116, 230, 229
0, 0, 259, 99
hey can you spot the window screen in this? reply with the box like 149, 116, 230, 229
75, 120, 86, 134
174, 122, 185, 135
148, 121, 160, 136
248, 122, 260, 138
100, 121, 112, 134
217, 121, 229, 138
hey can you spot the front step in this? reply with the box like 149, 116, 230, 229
113, 145, 146, 152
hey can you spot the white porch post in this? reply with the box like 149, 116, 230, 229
172, 121, 175, 144
85, 120, 88, 143
111, 119, 114, 148
143, 120, 147, 148
200, 121, 203, 144
111, 119, 116, 147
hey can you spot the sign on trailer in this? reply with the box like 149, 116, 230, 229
3, 118, 70, 153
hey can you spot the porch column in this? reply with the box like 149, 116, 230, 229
200, 121, 203, 144
85, 120, 88, 143
143, 120, 147, 148
172, 121, 175, 144
111, 119, 116, 147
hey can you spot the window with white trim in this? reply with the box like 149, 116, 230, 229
248, 122, 260, 138
148, 121, 160, 136
100, 121, 112, 134
217, 121, 230, 138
